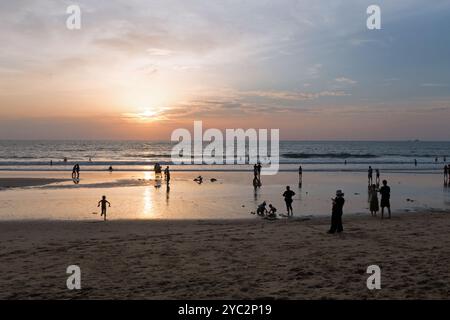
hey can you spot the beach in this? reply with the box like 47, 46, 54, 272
0, 166, 449, 299
1, 212, 450, 299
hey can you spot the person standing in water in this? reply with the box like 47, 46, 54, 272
282, 186, 296, 216
379, 180, 391, 219
97, 196, 111, 221
298, 165, 303, 188
328, 190, 345, 234
414, 159, 417, 167
368, 166, 373, 185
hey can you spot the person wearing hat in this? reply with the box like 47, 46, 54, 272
328, 190, 345, 234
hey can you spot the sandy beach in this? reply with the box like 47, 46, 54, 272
1, 211, 449, 299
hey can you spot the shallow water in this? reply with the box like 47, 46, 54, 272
0, 171, 449, 220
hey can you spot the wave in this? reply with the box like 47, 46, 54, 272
281, 153, 378, 159
123, 153, 172, 158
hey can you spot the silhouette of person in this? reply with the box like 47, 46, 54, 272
267, 204, 277, 218
414, 159, 417, 167
108, 166, 113, 172
283, 186, 295, 216
368, 166, 373, 185
50, 160, 53, 166
253, 164, 258, 178
379, 180, 391, 219
194, 176, 203, 184
164, 166, 171, 184
369, 184, 379, 216
375, 169, 380, 186
256, 201, 267, 216
72, 164, 80, 179
328, 190, 345, 234
298, 165, 303, 188
97, 195, 111, 221
444, 165, 448, 183
154, 163, 162, 179
256, 162, 262, 179
252, 177, 260, 189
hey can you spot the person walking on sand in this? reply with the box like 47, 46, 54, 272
298, 165, 303, 188
369, 184, 379, 216
328, 190, 345, 234
375, 169, 380, 186
283, 186, 296, 216
75, 164, 80, 179
97, 195, 111, 221
368, 166, 373, 185
379, 180, 391, 219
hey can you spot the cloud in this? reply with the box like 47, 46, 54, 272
335, 77, 357, 85
146, 48, 173, 56
421, 83, 449, 87
242, 90, 350, 101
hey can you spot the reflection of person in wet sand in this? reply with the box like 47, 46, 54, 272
282, 186, 295, 216
369, 184, 379, 216
298, 165, 303, 188
379, 180, 391, 219
328, 190, 345, 234
97, 196, 111, 221
252, 176, 261, 189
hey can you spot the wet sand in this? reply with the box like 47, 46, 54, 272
0, 178, 67, 189
1, 171, 449, 220
1, 211, 449, 299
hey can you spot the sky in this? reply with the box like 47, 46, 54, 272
0, 0, 450, 140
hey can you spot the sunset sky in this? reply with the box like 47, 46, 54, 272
1, 0, 450, 140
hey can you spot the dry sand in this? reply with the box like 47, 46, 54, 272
0, 212, 449, 299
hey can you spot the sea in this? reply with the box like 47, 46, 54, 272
0, 140, 449, 172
